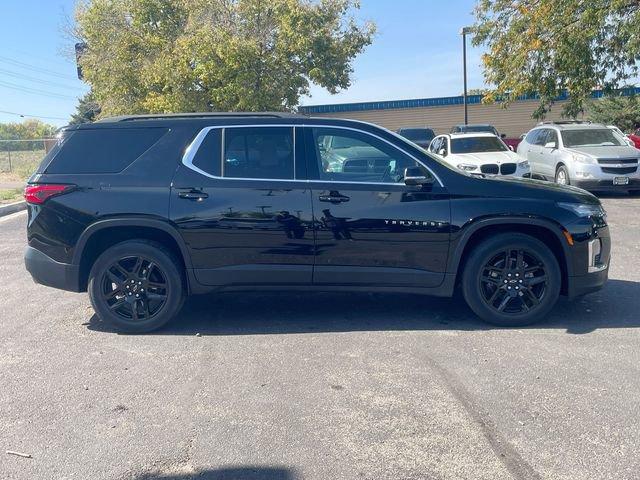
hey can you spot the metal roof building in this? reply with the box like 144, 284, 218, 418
299, 88, 640, 137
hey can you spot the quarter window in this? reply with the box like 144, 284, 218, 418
312, 127, 425, 184
223, 127, 294, 180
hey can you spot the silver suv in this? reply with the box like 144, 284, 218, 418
518, 121, 640, 194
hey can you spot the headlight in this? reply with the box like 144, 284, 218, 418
517, 160, 529, 169
571, 153, 596, 164
557, 202, 606, 217
457, 163, 478, 171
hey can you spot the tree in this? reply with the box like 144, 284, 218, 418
69, 91, 101, 125
73, 0, 375, 116
472, 0, 640, 119
588, 92, 640, 132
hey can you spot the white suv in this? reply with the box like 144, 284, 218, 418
428, 133, 530, 177
518, 122, 640, 194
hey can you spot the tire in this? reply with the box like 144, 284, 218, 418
88, 240, 185, 333
462, 233, 561, 327
555, 165, 570, 186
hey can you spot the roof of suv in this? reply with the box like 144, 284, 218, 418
97, 111, 306, 123
535, 122, 607, 131
446, 132, 497, 139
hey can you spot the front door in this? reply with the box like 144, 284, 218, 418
305, 127, 451, 288
170, 125, 315, 286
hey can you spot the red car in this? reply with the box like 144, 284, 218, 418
628, 129, 640, 149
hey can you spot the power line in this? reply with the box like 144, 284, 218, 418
0, 67, 80, 91
0, 109, 68, 121
0, 54, 77, 81
0, 79, 78, 100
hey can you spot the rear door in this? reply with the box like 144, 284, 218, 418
170, 125, 315, 287
305, 126, 451, 288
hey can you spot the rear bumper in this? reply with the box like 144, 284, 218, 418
567, 268, 609, 299
24, 246, 81, 292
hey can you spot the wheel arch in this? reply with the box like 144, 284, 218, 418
73, 218, 191, 292
450, 218, 572, 296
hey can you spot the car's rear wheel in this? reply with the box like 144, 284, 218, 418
555, 165, 570, 185
88, 240, 185, 333
462, 233, 561, 327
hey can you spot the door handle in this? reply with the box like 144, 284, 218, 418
178, 190, 209, 200
318, 194, 350, 203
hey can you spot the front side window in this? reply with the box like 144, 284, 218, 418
450, 136, 507, 154
561, 129, 626, 148
223, 127, 294, 180
312, 128, 425, 184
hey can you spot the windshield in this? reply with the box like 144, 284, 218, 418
399, 128, 434, 141
561, 129, 626, 147
459, 125, 498, 135
451, 136, 508, 154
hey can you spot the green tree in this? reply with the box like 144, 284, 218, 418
588, 92, 640, 132
69, 91, 101, 125
73, 0, 375, 116
473, 0, 640, 119
0, 119, 57, 151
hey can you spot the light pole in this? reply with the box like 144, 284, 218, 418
460, 27, 472, 125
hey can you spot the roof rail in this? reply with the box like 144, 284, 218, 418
98, 111, 307, 122
537, 120, 591, 125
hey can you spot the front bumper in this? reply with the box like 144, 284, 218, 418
24, 246, 81, 292
567, 268, 609, 299
573, 178, 640, 191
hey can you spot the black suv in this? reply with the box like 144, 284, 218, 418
25, 113, 610, 332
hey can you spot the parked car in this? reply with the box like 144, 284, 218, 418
627, 128, 640, 149
450, 123, 499, 136
396, 127, 436, 148
518, 121, 640, 193
428, 133, 530, 177
25, 112, 609, 332
607, 125, 635, 147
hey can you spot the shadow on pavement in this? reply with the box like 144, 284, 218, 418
86, 279, 640, 336
134, 466, 298, 480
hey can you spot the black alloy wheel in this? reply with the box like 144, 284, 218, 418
100, 255, 169, 322
462, 233, 561, 326
88, 240, 184, 333
478, 248, 548, 314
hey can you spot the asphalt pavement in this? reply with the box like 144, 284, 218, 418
1, 196, 639, 480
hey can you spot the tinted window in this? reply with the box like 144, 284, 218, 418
313, 128, 424, 183
524, 130, 540, 144
561, 129, 626, 147
223, 127, 294, 179
429, 137, 441, 152
546, 130, 558, 145
451, 136, 507, 153
191, 129, 222, 176
398, 128, 435, 142
45, 128, 168, 174
459, 125, 499, 135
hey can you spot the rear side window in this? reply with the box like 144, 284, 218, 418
525, 129, 541, 144
223, 127, 294, 180
45, 127, 168, 174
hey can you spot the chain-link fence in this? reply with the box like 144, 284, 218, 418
0, 139, 56, 180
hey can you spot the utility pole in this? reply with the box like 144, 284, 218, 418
460, 27, 472, 125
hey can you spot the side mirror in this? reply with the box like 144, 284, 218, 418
500, 133, 507, 139
437, 148, 447, 157
508, 145, 515, 152
544, 141, 557, 149
404, 167, 434, 186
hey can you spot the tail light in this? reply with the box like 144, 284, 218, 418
24, 184, 75, 205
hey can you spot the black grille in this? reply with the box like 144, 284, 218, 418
597, 158, 638, 165
500, 163, 517, 175
601, 166, 637, 174
480, 164, 499, 174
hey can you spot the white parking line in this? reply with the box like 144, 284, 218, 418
0, 209, 27, 223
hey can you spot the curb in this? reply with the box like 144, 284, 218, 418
0, 201, 27, 218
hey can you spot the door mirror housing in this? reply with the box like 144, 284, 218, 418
404, 167, 434, 186
508, 145, 515, 152
545, 141, 557, 149
437, 148, 447, 157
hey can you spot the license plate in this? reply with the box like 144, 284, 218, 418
613, 177, 630, 185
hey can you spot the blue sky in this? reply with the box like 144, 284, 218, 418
0, 0, 484, 126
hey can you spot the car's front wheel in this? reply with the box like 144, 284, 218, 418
88, 240, 185, 333
555, 165, 570, 185
462, 233, 561, 327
